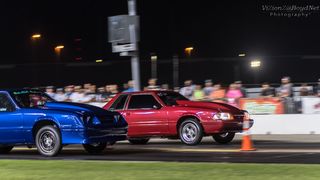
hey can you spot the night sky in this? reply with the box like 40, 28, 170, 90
0, 0, 320, 87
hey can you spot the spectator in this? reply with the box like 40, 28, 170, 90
69, 86, 84, 103
96, 87, 108, 102
278, 76, 294, 113
235, 81, 246, 97
192, 85, 204, 101
226, 83, 243, 107
313, 79, 320, 96
300, 83, 310, 96
64, 85, 74, 100
260, 82, 275, 97
209, 84, 226, 102
161, 84, 169, 90
45, 86, 56, 99
54, 88, 68, 101
203, 79, 214, 98
278, 76, 293, 98
123, 80, 135, 92
145, 78, 160, 90
179, 80, 194, 100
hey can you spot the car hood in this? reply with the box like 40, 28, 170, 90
175, 100, 243, 114
44, 102, 116, 116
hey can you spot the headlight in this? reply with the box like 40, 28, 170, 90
213, 112, 234, 120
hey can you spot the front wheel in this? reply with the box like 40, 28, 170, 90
0, 145, 14, 154
179, 119, 203, 145
83, 143, 107, 154
212, 132, 235, 144
128, 138, 150, 145
35, 126, 62, 157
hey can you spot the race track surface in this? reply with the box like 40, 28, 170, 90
2, 135, 320, 164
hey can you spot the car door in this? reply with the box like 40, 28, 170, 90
124, 94, 168, 136
0, 92, 24, 143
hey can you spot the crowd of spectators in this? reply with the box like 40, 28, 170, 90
41, 76, 320, 113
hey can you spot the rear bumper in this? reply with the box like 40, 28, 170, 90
61, 127, 128, 144
202, 119, 254, 135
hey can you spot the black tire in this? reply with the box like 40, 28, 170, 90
83, 143, 107, 154
212, 132, 235, 144
179, 119, 203, 145
128, 138, 150, 145
0, 145, 14, 154
35, 125, 62, 157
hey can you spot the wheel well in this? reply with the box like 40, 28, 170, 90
176, 116, 202, 133
32, 120, 60, 139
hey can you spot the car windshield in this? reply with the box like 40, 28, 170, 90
10, 90, 55, 108
157, 92, 189, 106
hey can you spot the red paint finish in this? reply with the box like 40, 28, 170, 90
103, 91, 252, 138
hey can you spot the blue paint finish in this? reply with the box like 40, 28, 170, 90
0, 89, 128, 146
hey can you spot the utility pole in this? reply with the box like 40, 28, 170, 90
128, 0, 141, 91
173, 55, 179, 88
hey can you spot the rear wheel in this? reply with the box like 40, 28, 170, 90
212, 132, 235, 144
179, 119, 203, 145
83, 143, 107, 154
128, 138, 150, 145
35, 126, 62, 157
0, 145, 14, 154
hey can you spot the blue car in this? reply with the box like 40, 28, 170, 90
0, 89, 128, 156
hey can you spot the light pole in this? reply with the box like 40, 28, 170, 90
151, 53, 157, 79
184, 47, 194, 57
54, 45, 64, 61
173, 55, 179, 88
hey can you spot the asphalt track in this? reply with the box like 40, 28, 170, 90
2, 135, 320, 164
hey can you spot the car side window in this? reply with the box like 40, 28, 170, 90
0, 93, 15, 112
128, 94, 161, 109
110, 95, 128, 110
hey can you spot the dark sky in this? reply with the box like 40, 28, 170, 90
1, 0, 320, 63
0, 0, 320, 87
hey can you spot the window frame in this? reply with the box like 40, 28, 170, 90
109, 94, 129, 111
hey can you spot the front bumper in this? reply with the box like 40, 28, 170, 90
202, 119, 254, 135
61, 127, 128, 144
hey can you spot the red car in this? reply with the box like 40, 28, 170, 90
103, 91, 253, 145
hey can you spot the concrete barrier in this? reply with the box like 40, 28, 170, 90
251, 114, 320, 134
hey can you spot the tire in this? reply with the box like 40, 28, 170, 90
212, 132, 235, 144
0, 145, 14, 154
35, 126, 62, 157
83, 143, 107, 154
179, 119, 203, 145
128, 138, 150, 145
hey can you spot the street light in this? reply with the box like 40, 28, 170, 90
31, 34, 41, 40
54, 45, 64, 61
250, 60, 261, 68
96, 59, 103, 63
238, 53, 246, 57
184, 47, 194, 57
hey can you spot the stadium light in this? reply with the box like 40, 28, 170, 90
31, 34, 41, 39
184, 47, 194, 57
250, 60, 261, 68
55, 45, 64, 50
